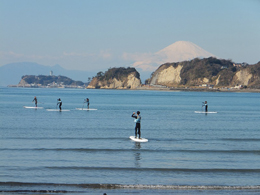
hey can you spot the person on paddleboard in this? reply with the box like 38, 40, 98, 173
84, 98, 89, 109
32, 96, 38, 107
202, 101, 208, 112
132, 111, 141, 139
57, 98, 62, 111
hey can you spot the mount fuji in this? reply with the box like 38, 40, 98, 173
132, 41, 216, 72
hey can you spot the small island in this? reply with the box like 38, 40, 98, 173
9, 75, 87, 88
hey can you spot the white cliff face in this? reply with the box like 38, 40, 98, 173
100, 76, 141, 89
234, 69, 252, 85
203, 78, 209, 83
18, 79, 27, 85
127, 73, 141, 89
110, 78, 123, 89
88, 73, 141, 89
215, 75, 221, 86
151, 65, 182, 85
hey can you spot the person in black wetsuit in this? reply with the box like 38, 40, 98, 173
57, 98, 62, 111
132, 111, 141, 139
203, 101, 208, 112
85, 98, 89, 109
32, 96, 37, 107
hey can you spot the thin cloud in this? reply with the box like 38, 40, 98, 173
122, 52, 153, 61
63, 52, 95, 57
99, 50, 112, 59
1, 50, 113, 62
0, 51, 24, 59
63, 50, 112, 59
122, 52, 165, 71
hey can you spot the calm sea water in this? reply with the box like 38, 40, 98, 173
1, 87, 260, 194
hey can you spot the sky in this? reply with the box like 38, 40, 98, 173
1, 0, 260, 73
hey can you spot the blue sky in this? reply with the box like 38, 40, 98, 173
1, 0, 259, 72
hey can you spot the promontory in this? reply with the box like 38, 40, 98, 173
87, 67, 141, 89
147, 57, 260, 89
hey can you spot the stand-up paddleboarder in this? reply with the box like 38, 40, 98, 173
132, 111, 141, 139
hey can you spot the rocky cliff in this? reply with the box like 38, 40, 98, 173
87, 67, 141, 89
149, 57, 260, 88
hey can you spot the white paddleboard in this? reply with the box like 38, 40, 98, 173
129, 136, 148, 142
195, 111, 217, 114
75, 108, 97, 110
23, 106, 43, 109
46, 109, 70, 112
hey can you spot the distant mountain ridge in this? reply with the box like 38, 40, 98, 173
0, 62, 96, 86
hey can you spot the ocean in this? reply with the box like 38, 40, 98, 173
1, 87, 260, 194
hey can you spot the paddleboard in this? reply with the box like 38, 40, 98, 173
23, 106, 43, 109
75, 108, 97, 110
46, 109, 70, 112
129, 136, 148, 142
195, 111, 217, 114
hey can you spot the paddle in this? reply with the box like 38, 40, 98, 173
82, 101, 85, 110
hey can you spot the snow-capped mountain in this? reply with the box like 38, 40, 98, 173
132, 41, 215, 72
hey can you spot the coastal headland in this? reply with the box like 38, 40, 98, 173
8, 57, 260, 92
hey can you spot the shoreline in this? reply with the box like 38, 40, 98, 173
135, 85, 260, 93
4, 85, 260, 93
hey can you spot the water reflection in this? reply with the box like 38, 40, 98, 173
133, 142, 141, 167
